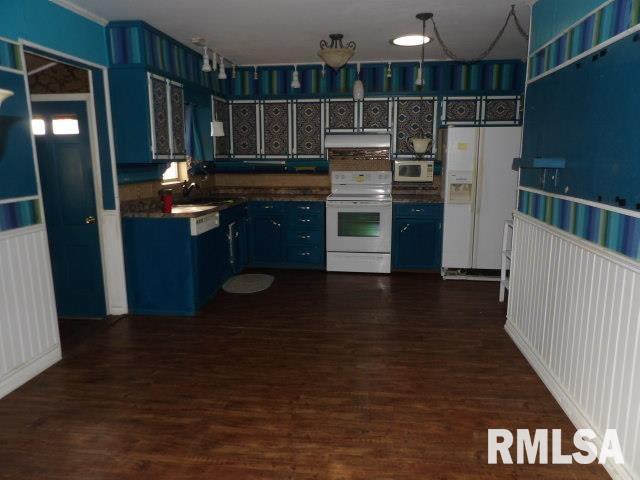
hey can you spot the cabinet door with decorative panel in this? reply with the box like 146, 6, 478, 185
261, 101, 290, 157
361, 98, 392, 131
148, 73, 171, 159
481, 96, 522, 125
294, 100, 323, 158
231, 101, 259, 157
169, 81, 186, 159
326, 99, 356, 132
212, 96, 230, 158
393, 97, 436, 158
441, 97, 481, 126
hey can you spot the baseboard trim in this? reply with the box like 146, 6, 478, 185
505, 320, 635, 480
0, 345, 62, 400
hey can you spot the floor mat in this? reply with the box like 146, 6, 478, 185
222, 274, 274, 294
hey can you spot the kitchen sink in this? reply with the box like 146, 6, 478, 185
171, 205, 218, 214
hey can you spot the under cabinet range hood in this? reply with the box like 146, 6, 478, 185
324, 134, 391, 149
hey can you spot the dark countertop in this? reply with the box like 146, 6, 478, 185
121, 199, 245, 219
121, 186, 442, 218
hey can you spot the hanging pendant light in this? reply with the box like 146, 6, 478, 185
211, 52, 218, 72
231, 64, 237, 79
218, 56, 227, 80
291, 65, 301, 89
253, 66, 258, 80
415, 13, 432, 86
317, 34, 356, 70
352, 63, 364, 101
201, 46, 212, 73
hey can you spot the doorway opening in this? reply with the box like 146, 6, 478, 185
26, 51, 107, 330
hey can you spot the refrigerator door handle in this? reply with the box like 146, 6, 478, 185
471, 128, 484, 267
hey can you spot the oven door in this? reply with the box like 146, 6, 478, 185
326, 200, 392, 253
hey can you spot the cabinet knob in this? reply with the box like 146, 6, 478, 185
401, 224, 410, 233
271, 220, 281, 228
85, 215, 96, 225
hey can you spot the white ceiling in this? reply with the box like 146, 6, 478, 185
64, 0, 532, 65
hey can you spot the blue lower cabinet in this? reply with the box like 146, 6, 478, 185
248, 201, 325, 269
250, 213, 287, 265
122, 204, 248, 316
392, 204, 443, 270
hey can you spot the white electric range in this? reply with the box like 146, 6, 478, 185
326, 171, 393, 273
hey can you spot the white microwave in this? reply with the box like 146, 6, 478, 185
393, 160, 434, 183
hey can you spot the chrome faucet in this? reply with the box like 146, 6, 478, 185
182, 181, 200, 197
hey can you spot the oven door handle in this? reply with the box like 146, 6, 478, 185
326, 201, 392, 208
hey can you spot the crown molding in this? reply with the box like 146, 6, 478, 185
48, 0, 108, 27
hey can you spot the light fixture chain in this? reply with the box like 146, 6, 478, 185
430, 4, 529, 64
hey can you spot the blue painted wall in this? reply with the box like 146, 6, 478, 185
521, 0, 640, 212
0, 70, 38, 200
0, 0, 108, 66
0, 0, 117, 208
531, 0, 607, 50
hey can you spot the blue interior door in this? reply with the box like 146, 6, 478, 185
33, 101, 106, 318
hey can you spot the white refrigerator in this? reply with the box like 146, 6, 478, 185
442, 126, 522, 273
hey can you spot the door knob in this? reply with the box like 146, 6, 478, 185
85, 215, 96, 224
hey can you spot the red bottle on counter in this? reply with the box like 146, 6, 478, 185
159, 188, 173, 213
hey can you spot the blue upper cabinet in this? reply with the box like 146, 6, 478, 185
107, 21, 228, 95
109, 69, 186, 164
107, 21, 222, 165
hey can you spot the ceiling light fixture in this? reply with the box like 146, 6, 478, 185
201, 46, 212, 73
317, 33, 356, 70
291, 65, 301, 89
414, 13, 432, 87
391, 34, 431, 47
352, 63, 364, 101
0, 88, 14, 108
218, 56, 227, 80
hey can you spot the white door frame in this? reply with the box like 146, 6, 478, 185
21, 40, 128, 315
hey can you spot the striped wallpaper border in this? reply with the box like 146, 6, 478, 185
0, 200, 42, 233
230, 61, 525, 99
518, 189, 640, 260
529, 0, 640, 81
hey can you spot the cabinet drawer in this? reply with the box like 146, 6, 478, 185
393, 203, 443, 218
289, 202, 324, 214
289, 213, 322, 229
287, 229, 323, 245
287, 245, 324, 264
249, 201, 286, 214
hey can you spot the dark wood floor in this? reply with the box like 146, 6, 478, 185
0, 271, 608, 479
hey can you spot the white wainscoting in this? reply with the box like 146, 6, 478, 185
0, 225, 61, 399
506, 212, 640, 480
100, 210, 128, 315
